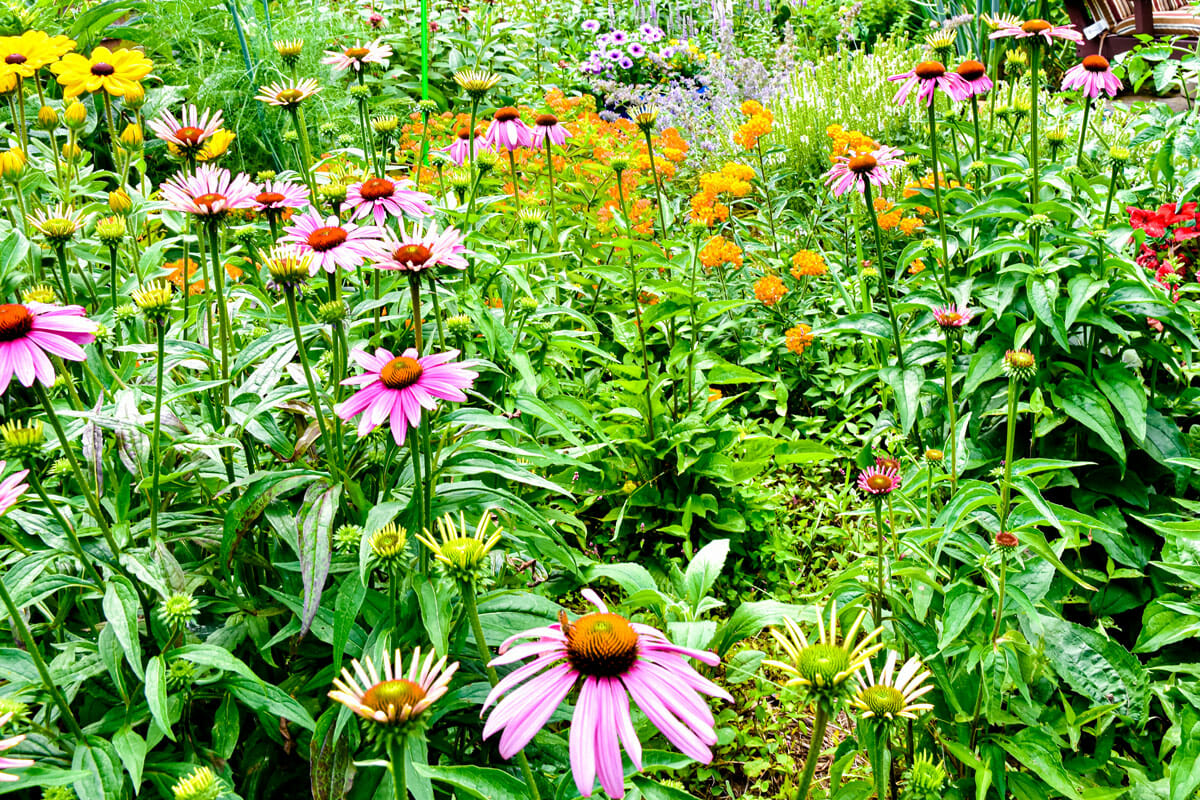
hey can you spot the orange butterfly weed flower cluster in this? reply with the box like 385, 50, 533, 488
754, 274, 787, 305
734, 99, 773, 150
786, 324, 814, 355
826, 124, 879, 162
691, 162, 755, 227
163, 258, 243, 296
790, 249, 828, 278
874, 195, 924, 237
699, 234, 743, 268
904, 172, 967, 216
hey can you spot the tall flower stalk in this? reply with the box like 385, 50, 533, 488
132, 281, 173, 546
932, 305, 973, 494
997, 349, 1035, 528
615, 161, 655, 441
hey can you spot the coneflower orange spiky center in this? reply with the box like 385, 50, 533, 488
359, 177, 395, 201
307, 226, 348, 252
536, 113, 558, 126
380, 356, 424, 389
392, 243, 432, 265
1021, 18, 1051, 33
1083, 55, 1110, 71
915, 61, 947, 80
563, 612, 640, 678
345, 46, 371, 58
494, 106, 520, 122
956, 60, 985, 80
848, 154, 878, 174
256, 191, 285, 205
0, 305, 33, 342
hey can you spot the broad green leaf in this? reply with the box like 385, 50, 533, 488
414, 765, 529, 800
112, 727, 146, 788
1057, 380, 1125, 464
144, 656, 175, 740
1134, 597, 1200, 652
102, 577, 143, 680
298, 478, 340, 638
1095, 363, 1147, 442
1168, 707, 1200, 800
683, 539, 729, 610
879, 365, 923, 434
997, 727, 1081, 800
1037, 614, 1148, 723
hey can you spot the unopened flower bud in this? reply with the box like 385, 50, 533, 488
994, 530, 1019, 551
317, 299, 348, 324
63, 101, 87, 130
446, 313, 472, 335
35, 105, 59, 131
0, 419, 44, 461
120, 123, 143, 149
1109, 146, 1130, 163
108, 189, 133, 215
132, 280, 174, 320
95, 216, 126, 246
1003, 349, 1036, 380
122, 84, 146, 111
372, 114, 399, 134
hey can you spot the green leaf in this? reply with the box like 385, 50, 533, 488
1168, 707, 1200, 800
298, 478, 340, 638
683, 539, 728, 610
332, 570, 366, 673
775, 440, 838, 465
586, 563, 659, 596
706, 358, 772, 385
996, 727, 1082, 800
311, 705, 353, 800
71, 736, 124, 800
725, 649, 765, 684
102, 577, 143, 680
1026, 275, 1069, 348
1134, 597, 1200, 653
111, 726, 146, 788
1037, 614, 1148, 723
1094, 364, 1147, 442
815, 312, 896, 343
1057, 380, 1125, 464
144, 656, 175, 740
173, 644, 316, 730
879, 365, 923, 434
414, 765, 529, 800
713, 601, 809, 656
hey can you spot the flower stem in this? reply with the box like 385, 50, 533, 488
206, 224, 233, 411
873, 496, 887, 626
1103, 161, 1120, 229
387, 734, 408, 800
0, 570, 84, 739
149, 317, 166, 547
794, 704, 830, 800
616, 175, 655, 442
997, 375, 1020, 529
1028, 43, 1041, 205
461, 585, 542, 800
943, 334, 959, 495
925, 102, 953, 294
507, 148, 521, 210
284, 288, 338, 478
970, 95, 982, 162
861, 183, 906, 369
408, 434, 426, 572
543, 137, 559, 242
756, 140, 780, 258
642, 128, 669, 241
1075, 98, 1091, 165
27, 468, 104, 587
288, 106, 318, 199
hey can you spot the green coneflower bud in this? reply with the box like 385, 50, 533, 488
517, 206, 546, 232
1, 420, 45, 461
1026, 213, 1051, 231
172, 765, 220, 800
966, 160, 988, 180
1003, 348, 1036, 380
1109, 146, 1130, 163
0, 698, 28, 726
233, 226, 258, 247
317, 299, 348, 324
1005, 48, 1028, 70
63, 101, 87, 130
369, 522, 408, 569
1045, 126, 1068, 144
47, 457, 71, 479
416, 99, 439, 115
348, 84, 372, 102
1012, 95, 1031, 116
448, 169, 472, 191
108, 189, 133, 216
474, 149, 499, 173
631, 104, 657, 132
609, 154, 631, 174
35, 105, 59, 131
42, 787, 77, 800
159, 592, 199, 630
336, 133, 357, 148
446, 314, 472, 335
901, 753, 947, 800
861, 265, 880, 280
416, 511, 503, 583
166, 659, 197, 691
21, 284, 56, 304
516, 296, 538, 313
333, 524, 363, 552
453, 67, 501, 99
93, 322, 111, 345
274, 39, 304, 68
256, 170, 277, 182
372, 114, 399, 135
318, 122, 339, 140
132, 281, 174, 320
266, 247, 311, 289
281, 128, 299, 144
95, 215, 126, 246
318, 182, 347, 204
114, 303, 139, 324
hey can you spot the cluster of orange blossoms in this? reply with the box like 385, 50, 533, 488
163, 258, 243, 295
826, 124, 879, 161
790, 249, 828, 279
825, 125, 927, 237
874, 196, 925, 236
904, 172, 966, 216
786, 324, 814, 355
753, 274, 787, 306
734, 100, 773, 151
690, 161, 755, 227
698, 234, 743, 268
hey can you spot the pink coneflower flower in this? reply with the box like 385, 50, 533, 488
955, 60, 992, 96
858, 465, 901, 495
0, 462, 29, 517
0, 712, 32, 780
532, 113, 572, 148
989, 17, 1082, 43
254, 179, 309, 216
482, 589, 732, 799
282, 211, 381, 275
321, 39, 393, 73
345, 176, 434, 224
336, 347, 477, 445
1061, 55, 1122, 99
889, 61, 970, 107
147, 104, 224, 153
328, 648, 458, 726
485, 106, 533, 151
159, 165, 258, 219
824, 145, 906, 197
932, 304, 975, 329
372, 222, 469, 273
255, 78, 322, 108
0, 303, 97, 395
438, 126, 490, 165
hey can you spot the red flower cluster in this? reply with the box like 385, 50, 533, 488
1128, 202, 1200, 300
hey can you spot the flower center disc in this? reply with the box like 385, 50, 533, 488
393, 244, 432, 265
307, 226, 348, 251
442, 537, 488, 569
256, 191, 286, 205
193, 193, 226, 213
175, 126, 205, 145
564, 612, 639, 678
345, 46, 371, 58
867, 474, 895, 491
380, 356, 424, 389
848, 154, 877, 174
361, 678, 426, 716
940, 312, 962, 325
359, 177, 395, 201
797, 643, 851, 685
1083, 55, 1110, 72
0, 304, 33, 342
914, 61, 946, 79
494, 106, 520, 123
536, 113, 559, 127
1021, 18, 1052, 33
278, 89, 303, 104
956, 60, 985, 80
4, 53, 25, 65
862, 685, 907, 716
90, 61, 115, 76
457, 127, 471, 140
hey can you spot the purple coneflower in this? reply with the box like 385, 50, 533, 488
532, 113, 571, 148
889, 61, 970, 106
0, 302, 97, 395
254, 179, 309, 214
439, 126, 489, 165
932, 304, 974, 329
255, 78, 321, 108
955, 60, 992, 96
282, 211, 381, 274
1061, 55, 1121, 98
0, 462, 28, 517
147, 104, 224, 153
482, 589, 732, 799
345, 176, 434, 225
337, 348, 477, 445
858, 465, 901, 495
485, 107, 533, 151
989, 17, 1082, 43
824, 145, 906, 197
321, 39, 393, 73
159, 165, 258, 219
372, 222, 469, 273
328, 648, 458, 726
